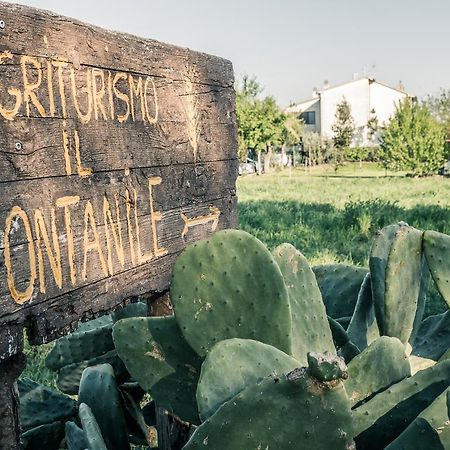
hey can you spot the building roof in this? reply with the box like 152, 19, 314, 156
286, 77, 408, 112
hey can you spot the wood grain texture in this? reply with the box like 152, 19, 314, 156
0, 1, 238, 362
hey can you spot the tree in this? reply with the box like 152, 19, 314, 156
235, 75, 287, 172
367, 108, 379, 140
379, 98, 445, 176
424, 89, 450, 159
424, 89, 450, 139
332, 99, 355, 149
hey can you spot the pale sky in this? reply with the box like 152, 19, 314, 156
3, 0, 450, 105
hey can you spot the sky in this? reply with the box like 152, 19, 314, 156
3, 0, 450, 106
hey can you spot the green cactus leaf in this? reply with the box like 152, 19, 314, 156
385, 388, 450, 450
197, 338, 299, 421
113, 316, 202, 424
18, 378, 77, 432
76, 315, 113, 333
344, 336, 410, 406
56, 349, 128, 395
353, 359, 450, 449
327, 316, 360, 363
272, 243, 335, 364
413, 311, 450, 361
384, 225, 423, 343
111, 301, 148, 322
78, 403, 108, 450
370, 223, 404, 335
347, 274, 380, 351
171, 229, 292, 357
45, 322, 114, 371
185, 365, 354, 450
78, 364, 129, 450
65, 421, 88, 450
21, 421, 64, 450
313, 263, 368, 319
424, 230, 450, 308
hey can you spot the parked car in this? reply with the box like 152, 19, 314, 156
439, 160, 450, 176
238, 158, 257, 175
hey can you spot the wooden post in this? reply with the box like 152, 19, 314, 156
0, 354, 26, 450
0, 1, 238, 447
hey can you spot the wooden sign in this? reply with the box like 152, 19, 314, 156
0, 2, 238, 362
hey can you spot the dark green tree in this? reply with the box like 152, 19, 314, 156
332, 99, 355, 149
367, 108, 379, 140
235, 76, 287, 172
379, 98, 445, 176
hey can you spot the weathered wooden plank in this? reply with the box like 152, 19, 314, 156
0, 195, 237, 332
0, 118, 237, 182
0, 2, 234, 88
0, 60, 235, 125
0, 160, 237, 233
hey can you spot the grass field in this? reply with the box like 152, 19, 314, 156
238, 162, 450, 316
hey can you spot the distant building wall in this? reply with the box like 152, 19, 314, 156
286, 78, 410, 147
369, 82, 407, 127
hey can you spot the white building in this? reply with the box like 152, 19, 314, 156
286, 77, 410, 146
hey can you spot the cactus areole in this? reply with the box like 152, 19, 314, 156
0, 2, 238, 448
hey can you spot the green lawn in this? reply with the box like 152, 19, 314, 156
238, 162, 450, 316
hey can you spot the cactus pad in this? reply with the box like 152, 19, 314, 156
56, 349, 128, 395
78, 403, 108, 450
46, 322, 114, 371
113, 316, 202, 424
385, 388, 450, 449
65, 421, 88, 450
313, 263, 368, 319
384, 225, 423, 343
413, 311, 450, 361
353, 359, 450, 447
347, 273, 379, 351
185, 359, 354, 449
424, 230, 450, 307
18, 378, 77, 431
170, 229, 292, 356
344, 336, 410, 406
196, 338, 299, 421
78, 364, 129, 450
21, 421, 64, 450
272, 243, 335, 363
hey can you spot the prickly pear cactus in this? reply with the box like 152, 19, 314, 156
170, 229, 292, 357
196, 338, 299, 420
343, 336, 410, 406
21, 421, 64, 450
327, 316, 360, 363
413, 311, 450, 361
56, 349, 128, 395
424, 230, 450, 308
78, 364, 129, 450
45, 321, 114, 371
65, 421, 88, 450
347, 273, 379, 351
185, 353, 354, 450
113, 315, 202, 424
369, 223, 423, 344
272, 243, 335, 364
354, 359, 450, 449
18, 378, 77, 431
313, 263, 368, 319
385, 388, 450, 449
78, 403, 108, 450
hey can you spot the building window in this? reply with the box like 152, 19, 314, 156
301, 111, 316, 125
